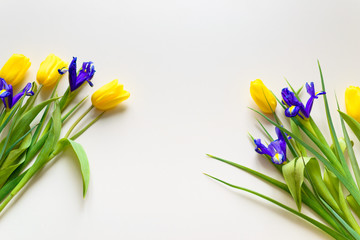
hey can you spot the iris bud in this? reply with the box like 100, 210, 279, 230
36, 54, 67, 87
345, 86, 360, 122
250, 79, 277, 113
0, 54, 31, 86
91, 79, 130, 111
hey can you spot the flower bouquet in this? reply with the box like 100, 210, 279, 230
206, 62, 360, 239
0, 53, 130, 214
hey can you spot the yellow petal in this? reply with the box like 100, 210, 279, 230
250, 79, 277, 114
345, 86, 360, 122
91, 79, 130, 111
0, 54, 31, 86
37, 54, 68, 87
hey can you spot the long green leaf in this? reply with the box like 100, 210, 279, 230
205, 174, 348, 240
339, 111, 360, 189
320, 198, 360, 240
318, 62, 353, 182
208, 154, 349, 235
207, 154, 287, 191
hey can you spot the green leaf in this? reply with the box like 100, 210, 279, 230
208, 154, 352, 237
8, 131, 49, 180
337, 182, 360, 234
67, 139, 90, 197
324, 168, 340, 204
49, 137, 90, 197
10, 100, 61, 197
323, 144, 360, 234
4, 133, 32, 165
330, 138, 347, 157
347, 195, 360, 220
320, 198, 360, 240
290, 120, 307, 156
0, 157, 25, 188
0, 133, 32, 187
318, 63, 354, 189
296, 85, 303, 95
0, 171, 26, 203
205, 174, 348, 240
305, 157, 342, 214
207, 154, 287, 191
309, 117, 329, 147
0, 104, 20, 134
282, 157, 309, 211
338, 109, 360, 191
9, 97, 59, 147
339, 111, 360, 142
3, 124, 37, 160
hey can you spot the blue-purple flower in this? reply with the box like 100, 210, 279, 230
0, 78, 34, 109
68, 57, 95, 92
281, 82, 325, 119
254, 127, 288, 165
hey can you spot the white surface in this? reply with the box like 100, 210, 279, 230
0, 0, 359, 239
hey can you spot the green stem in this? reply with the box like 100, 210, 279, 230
70, 112, 104, 140
64, 105, 94, 139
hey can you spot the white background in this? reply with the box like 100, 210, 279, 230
0, 0, 359, 239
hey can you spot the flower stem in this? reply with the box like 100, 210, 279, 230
70, 112, 104, 140
64, 105, 94, 139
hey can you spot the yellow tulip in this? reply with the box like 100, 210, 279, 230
250, 79, 277, 113
91, 79, 130, 111
36, 54, 68, 87
345, 86, 360, 122
0, 54, 31, 86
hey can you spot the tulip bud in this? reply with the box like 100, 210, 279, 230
345, 86, 360, 122
36, 54, 67, 87
0, 54, 31, 86
250, 79, 277, 113
91, 79, 130, 111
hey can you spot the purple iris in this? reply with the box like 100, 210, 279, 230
254, 127, 288, 165
0, 78, 34, 109
281, 82, 325, 119
68, 57, 95, 91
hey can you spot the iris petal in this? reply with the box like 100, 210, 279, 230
68, 57, 95, 91
282, 82, 325, 119
271, 153, 285, 165
254, 127, 287, 165
285, 105, 300, 117
254, 139, 273, 156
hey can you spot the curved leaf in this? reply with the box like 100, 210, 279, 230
282, 157, 310, 211
67, 139, 90, 197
